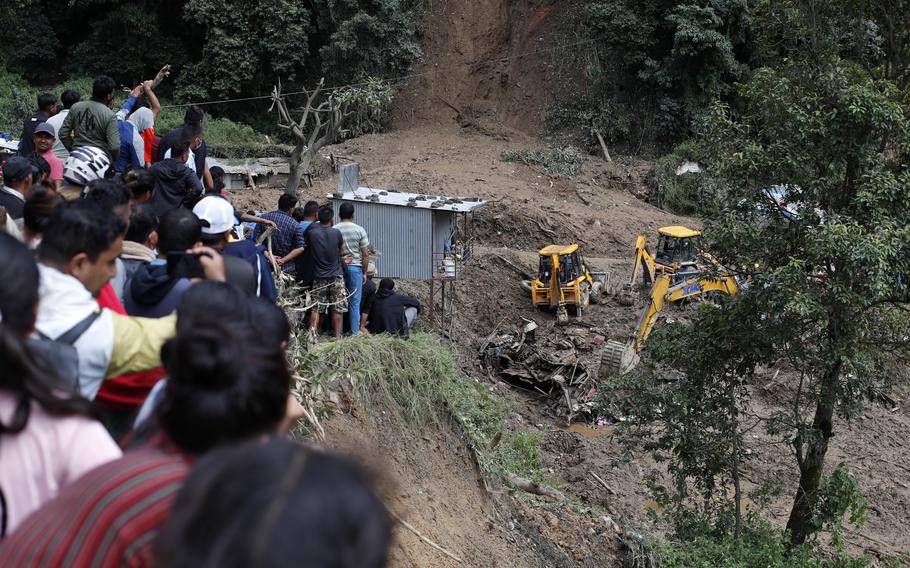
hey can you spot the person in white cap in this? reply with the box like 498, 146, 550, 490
192, 196, 277, 301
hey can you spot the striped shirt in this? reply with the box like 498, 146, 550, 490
0, 441, 189, 568
335, 221, 369, 264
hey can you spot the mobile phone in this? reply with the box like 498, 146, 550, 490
167, 251, 209, 279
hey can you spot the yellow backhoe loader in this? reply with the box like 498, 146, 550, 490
528, 244, 605, 324
601, 271, 738, 376
620, 226, 702, 305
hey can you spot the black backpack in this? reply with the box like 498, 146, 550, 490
28, 311, 101, 395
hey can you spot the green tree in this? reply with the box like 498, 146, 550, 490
549, 0, 753, 148
180, 0, 313, 100
312, 0, 422, 83
699, 56, 908, 545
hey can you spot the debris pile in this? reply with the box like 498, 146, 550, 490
480, 320, 608, 423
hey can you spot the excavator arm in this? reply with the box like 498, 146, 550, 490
628, 235, 656, 288
602, 273, 739, 377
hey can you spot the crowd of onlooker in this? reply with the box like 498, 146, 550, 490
0, 74, 425, 567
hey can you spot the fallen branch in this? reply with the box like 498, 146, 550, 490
506, 473, 566, 502
488, 254, 532, 279
574, 187, 593, 206
593, 128, 612, 163
388, 509, 464, 564
590, 471, 617, 495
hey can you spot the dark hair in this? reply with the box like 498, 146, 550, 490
292, 207, 306, 222
38, 200, 126, 264
317, 205, 334, 224
170, 138, 191, 159
209, 166, 225, 193
155, 438, 391, 568
157, 209, 202, 254
339, 202, 355, 220
0, 234, 96, 436
84, 178, 131, 210
183, 121, 203, 141
37, 92, 56, 112
28, 154, 50, 178
125, 206, 158, 244
91, 75, 116, 101
122, 167, 155, 200
157, 322, 289, 455
184, 105, 204, 126
23, 183, 63, 237
249, 298, 290, 350
303, 200, 319, 217
379, 278, 395, 291
60, 89, 81, 110
278, 193, 298, 212
176, 280, 251, 334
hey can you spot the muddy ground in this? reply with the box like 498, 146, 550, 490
233, 119, 910, 566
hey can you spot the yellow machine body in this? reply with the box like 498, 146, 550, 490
530, 244, 594, 309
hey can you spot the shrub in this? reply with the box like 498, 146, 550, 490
501, 146, 585, 178
328, 78, 396, 139
650, 139, 705, 213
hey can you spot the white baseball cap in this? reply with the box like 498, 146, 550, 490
193, 196, 237, 234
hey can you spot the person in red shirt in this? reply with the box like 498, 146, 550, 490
32, 123, 64, 190
0, 282, 293, 568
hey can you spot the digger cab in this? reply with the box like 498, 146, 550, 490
655, 226, 701, 276
532, 245, 592, 308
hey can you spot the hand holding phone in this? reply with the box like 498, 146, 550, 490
166, 247, 226, 282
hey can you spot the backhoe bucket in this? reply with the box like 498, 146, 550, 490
600, 340, 639, 377
619, 284, 635, 306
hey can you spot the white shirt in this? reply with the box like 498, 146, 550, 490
46, 109, 70, 161
164, 147, 197, 174
35, 264, 115, 399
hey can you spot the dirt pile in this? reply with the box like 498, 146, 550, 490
394, 0, 566, 133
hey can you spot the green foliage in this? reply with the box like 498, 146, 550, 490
549, 0, 753, 149
181, 0, 312, 99
312, 0, 423, 84
296, 333, 544, 481
67, 3, 188, 84
0, 70, 35, 135
328, 78, 396, 138
650, 139, 705, 213
813, 464, 868, 544
501, 146, 585, 177
645, 53, 910, 545
0, 0, 421, 129
658, 519, 869, 568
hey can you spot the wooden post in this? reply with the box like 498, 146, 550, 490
428, 280, 435, 327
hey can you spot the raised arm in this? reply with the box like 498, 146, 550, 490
143, 80, 161, 124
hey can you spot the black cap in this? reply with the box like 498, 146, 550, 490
2, 156, 39, 182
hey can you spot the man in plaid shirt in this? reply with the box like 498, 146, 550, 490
251, 194, 306, 276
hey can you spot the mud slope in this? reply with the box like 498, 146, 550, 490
394, 0, 565, 133
323, 412, 622, 568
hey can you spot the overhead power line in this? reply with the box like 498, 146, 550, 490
160, 35, 606, 109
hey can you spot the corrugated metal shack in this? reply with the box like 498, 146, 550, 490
328, 187, 488, 281
206, 157, 290, 190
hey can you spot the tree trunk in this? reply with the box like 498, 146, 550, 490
785, 360, 841, 546
285, 141, 306, 195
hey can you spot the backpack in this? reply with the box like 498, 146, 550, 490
28, 311, 101, 395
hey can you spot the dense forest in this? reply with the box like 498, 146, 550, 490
3, 1, 910, 565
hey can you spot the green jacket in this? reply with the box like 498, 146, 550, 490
59, 100, 120, 160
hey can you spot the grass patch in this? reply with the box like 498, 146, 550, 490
501, 145, 585, 177
294, 332, 544, 482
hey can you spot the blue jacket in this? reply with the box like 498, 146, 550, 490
224, 239, 278, 302
115, 96, 143, 172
